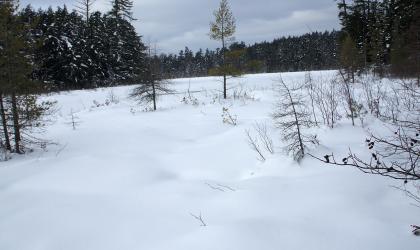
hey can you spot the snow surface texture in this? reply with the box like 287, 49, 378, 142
0, 71, 419, 250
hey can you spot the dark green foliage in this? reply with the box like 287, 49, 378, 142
337, 0, 420, 77
13, 4, 147, 91
0, 0, 55, 154
157, 31, 340, 79
130, 49, 173, 111
110, 0, 135, 21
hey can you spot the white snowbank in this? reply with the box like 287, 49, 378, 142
0, 71, 418, 250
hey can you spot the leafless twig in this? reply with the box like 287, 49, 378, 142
246, 129, 266, 162
205, 183, 225, 192
190, 212, 207, 227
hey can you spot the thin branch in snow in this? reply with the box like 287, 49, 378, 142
217, 183, 236, 191
205, 182, 225, 192
245, 129, 266, 162
55, 143, 68, 157
190, 212, 207, 227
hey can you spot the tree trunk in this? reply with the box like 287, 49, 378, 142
0, 93, 11, 151
223, 74, 227, 99
349, 93, 355, 126
152, 82, 157, 111
222, 31, 227, 99
285, 85, 304, 156
11, 93, 21, 154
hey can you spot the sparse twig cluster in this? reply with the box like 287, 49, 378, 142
245, 122, 274, 161
232, 84, 256, 104
181, 82, 199, 106
311, 92, 420, 203
222, 107, 237, 126
305, 74, 340, 128
65, 109, 81, 130
190, 212, 207, 227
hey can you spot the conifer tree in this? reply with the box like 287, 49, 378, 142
209, 0, 236, 99
76, 0, 95, 24
110, 0, 135, 21
0, 0, 55, 154
340, 35, 363, 82
130, 45, 173, 111
0, 1, 13, 151
107, 0, 145, 84
272, 77, 318, 162
0, 0, 34, 153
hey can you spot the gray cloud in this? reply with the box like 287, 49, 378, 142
20, 0, 340, 53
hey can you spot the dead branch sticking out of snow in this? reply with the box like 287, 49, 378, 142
190, 212, 207, 227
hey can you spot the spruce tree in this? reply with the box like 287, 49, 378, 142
107, 0, 145, 84
110, 0, 135, 21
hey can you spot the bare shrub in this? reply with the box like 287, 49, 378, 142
245, 129, 266, 162
245, 122, 275, 162
338, 69, 357, 126
312, 76, 341, 128
107, 90, 119, 104
65, 109, 81, 130
304, 71, 319, 126
222, 107, 237, 126
232, 84, 256, 104
360, 75, 384, 117
312, 80, 420, 206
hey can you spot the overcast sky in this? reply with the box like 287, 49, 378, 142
20, 0, 340, 54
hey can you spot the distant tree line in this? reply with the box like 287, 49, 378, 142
155, 31, 340, 79
337, 0, 420, 82
3, 1, 343, 91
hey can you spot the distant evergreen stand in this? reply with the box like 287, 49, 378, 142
157, 31, 340, 79
16, 1, 147, 91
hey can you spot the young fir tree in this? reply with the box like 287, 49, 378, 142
130, 45, 173, 111
272, 77, 318, 162
209, 0, 236, 99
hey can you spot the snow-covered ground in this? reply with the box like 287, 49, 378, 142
0, 71, 418, 250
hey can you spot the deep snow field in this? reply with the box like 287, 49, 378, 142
0, 71, 419, 250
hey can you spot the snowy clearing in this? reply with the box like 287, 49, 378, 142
0, 71, 419, 250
